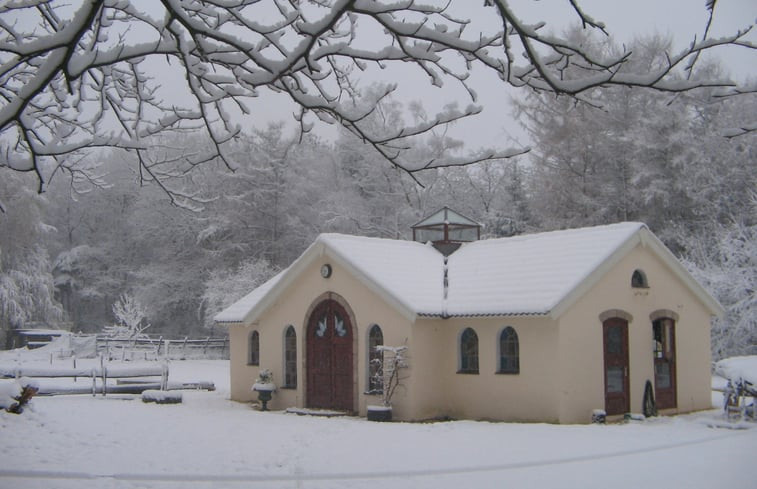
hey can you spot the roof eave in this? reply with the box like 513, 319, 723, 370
418, 311, 550, 319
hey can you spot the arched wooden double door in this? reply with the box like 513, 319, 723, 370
306, 299, 354, 411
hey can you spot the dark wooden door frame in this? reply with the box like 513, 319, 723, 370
603, 318, 630, 416
653, 318, 677, 410
305, 298, 355, 412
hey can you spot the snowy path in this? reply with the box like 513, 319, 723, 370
1, 360, 755, 489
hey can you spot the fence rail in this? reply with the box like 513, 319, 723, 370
1, 364, 169, 396
96, 335, 228, 361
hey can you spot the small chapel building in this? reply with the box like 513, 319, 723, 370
216, 208, 722, 423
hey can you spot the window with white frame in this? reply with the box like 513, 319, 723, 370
459, 327, 479, 374
367, 324, 384, 394
283, 326, 297, 388
248, 330, 259, 366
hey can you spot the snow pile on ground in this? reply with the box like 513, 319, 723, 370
142, 389, 182, 404
0, 333, 97, 362
0, 378, 22, 410
715, 356, 757, 386
0, 357, 755, 489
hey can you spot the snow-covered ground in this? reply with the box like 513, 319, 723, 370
1, 357, 755, 489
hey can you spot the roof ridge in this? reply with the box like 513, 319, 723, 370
496, 221, 642, 241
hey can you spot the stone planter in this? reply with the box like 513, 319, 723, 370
367, 405, 392, 422
252, 382, 276, 411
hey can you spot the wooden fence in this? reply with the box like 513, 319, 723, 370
97, 335, 229, 361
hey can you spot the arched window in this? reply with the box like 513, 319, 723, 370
631, 269, 649, 288
459, 328, 479, 374
284, 326, 297, 388
368, 324, 384, 394
498, 327, 519, 374
248, 330, 259, 366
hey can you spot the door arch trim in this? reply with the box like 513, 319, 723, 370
602, 317, 630, 416
304, 293, 357, 412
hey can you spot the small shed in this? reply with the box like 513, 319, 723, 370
216, 218, 722, 423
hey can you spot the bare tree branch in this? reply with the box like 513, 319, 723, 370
0, 0, 753, 200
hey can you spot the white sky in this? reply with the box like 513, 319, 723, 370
441, 0, 757, 149
234, 0, 756, 151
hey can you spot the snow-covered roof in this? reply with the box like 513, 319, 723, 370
215, 222, 723, 324
319, 234, 445, 316
446, 223, 643, 316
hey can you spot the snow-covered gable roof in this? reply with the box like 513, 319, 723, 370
215, 222, 723, 324
214, 234, 444, 324
320, 234, 445, 316
445, 222, 644, 316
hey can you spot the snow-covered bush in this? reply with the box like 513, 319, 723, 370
373, 346, 409, 407
0, 379, 38, 414
253, 369, 276, 392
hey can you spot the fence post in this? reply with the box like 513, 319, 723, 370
203, 336, 210, 354
182, 337, 188, 358
100, 355, 106, 396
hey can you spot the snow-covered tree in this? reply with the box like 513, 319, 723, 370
686, 216, 757, 361
104, 293, 150, 339
0, 171, 64, 347
1, 1, 751, 200
200, 258, 279, 330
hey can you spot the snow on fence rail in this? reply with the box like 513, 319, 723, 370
0, 364, 169, 397
97, 335, 228, 361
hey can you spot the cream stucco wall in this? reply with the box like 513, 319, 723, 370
409, 316, 560, 422
229, 253, 417, 418
227, 238, 714, 424
555, 241, 713, 423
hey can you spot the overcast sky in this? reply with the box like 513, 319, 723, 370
398, 0, 757, 150
442, 0, 757, 149
230, 0, 757, 151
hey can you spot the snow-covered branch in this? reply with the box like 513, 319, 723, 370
0, 0, 753, 197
